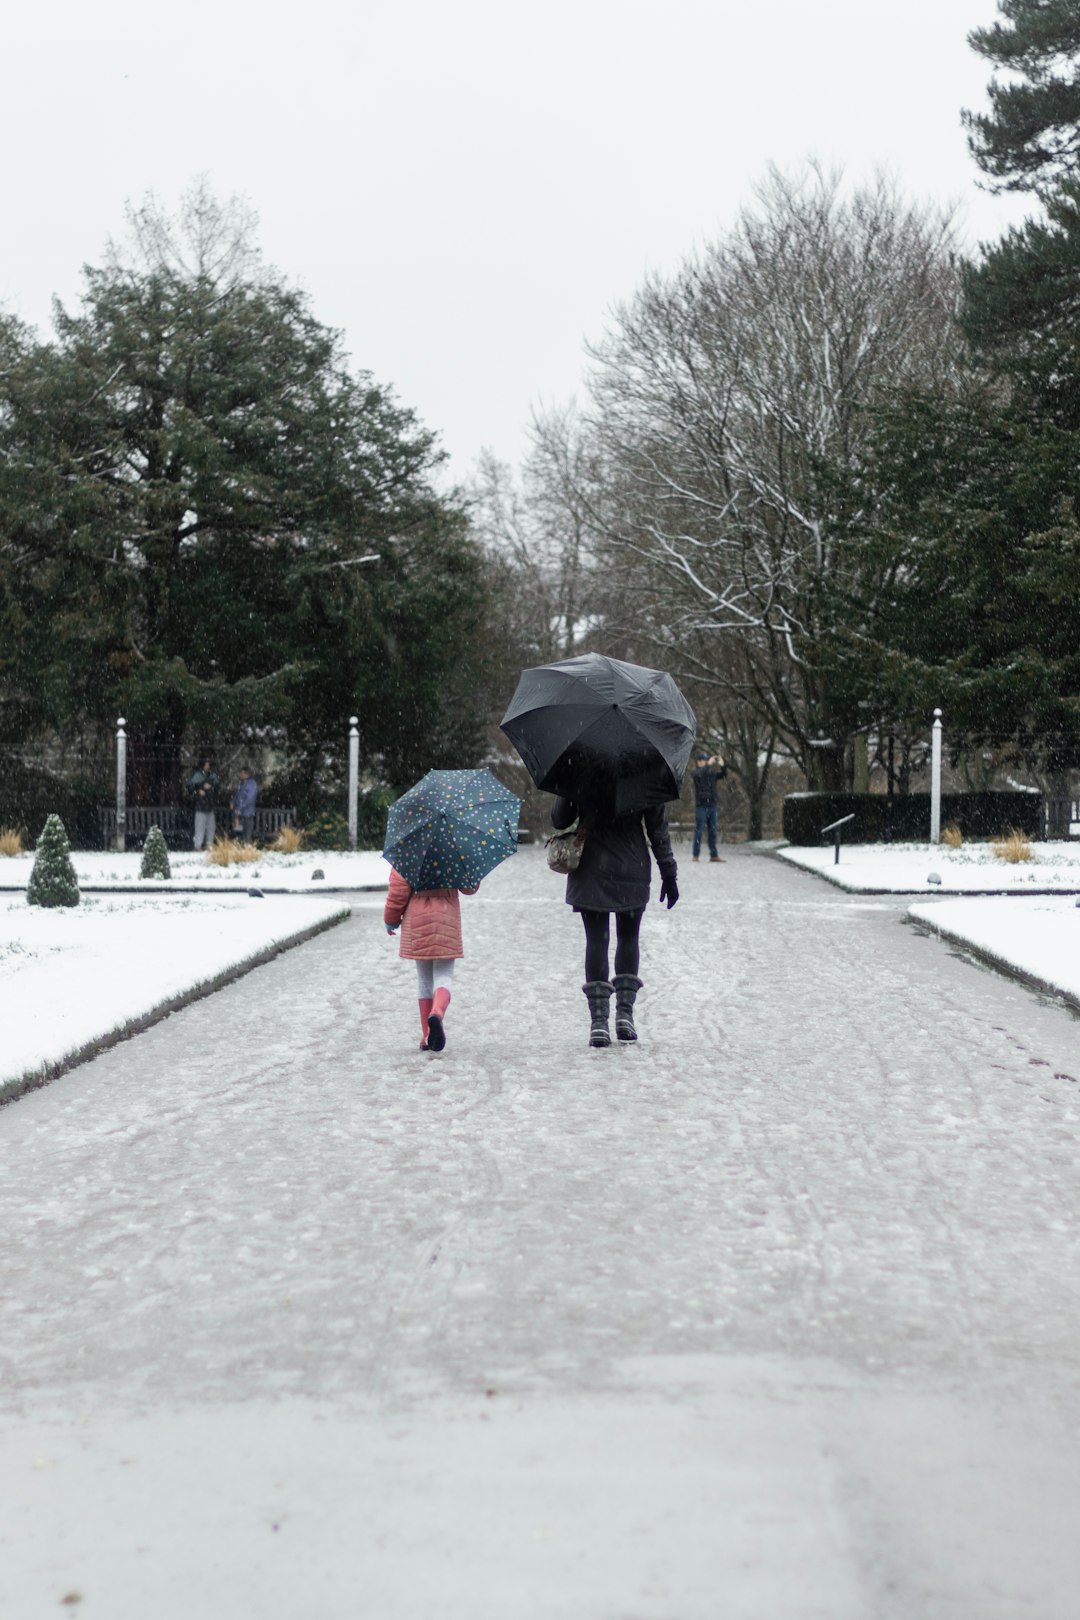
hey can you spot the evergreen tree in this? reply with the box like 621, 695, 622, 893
26, 814, 80, 908
936, 1, 1080, 779
0, 184, 491, 800
139, 824, 172, 880
849, 384, 1080, 763
959, 179, 1080, 426
964, 0, 1080, 195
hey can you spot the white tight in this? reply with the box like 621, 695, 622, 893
415, 959, 455, 999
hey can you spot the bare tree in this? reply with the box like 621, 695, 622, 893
105, 177, 265, 289
570, 165, 964, 790
469, 410, 606, 669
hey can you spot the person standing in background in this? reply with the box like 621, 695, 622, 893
231, 766, 258, 843
691, 749, 727, 863
186, 757, 220, 851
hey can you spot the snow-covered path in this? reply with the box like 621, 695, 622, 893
3, 847, 1080, 1618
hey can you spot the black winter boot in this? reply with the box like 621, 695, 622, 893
583, 980, 613, 1047
613, 974, 642, 1042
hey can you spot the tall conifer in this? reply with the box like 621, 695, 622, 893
964, 1, 1080, 194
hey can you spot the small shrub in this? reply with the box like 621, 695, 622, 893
207, 837, 261, 866
271, 824, 304, 854
941, 824, 963, 848
26, 814, 80, 907
0, 826, 24, 857
992, 828, 1033, 863
302, 810, 350, 851
139, 825, 172, 880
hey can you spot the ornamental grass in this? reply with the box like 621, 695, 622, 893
271, 824, 304, 854
207, 836, 261, 865
991, 829, 1033, 863
0, 826, 24, 856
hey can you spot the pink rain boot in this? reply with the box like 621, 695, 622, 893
418, 997, 433, 1051
426, 987, 451, 1052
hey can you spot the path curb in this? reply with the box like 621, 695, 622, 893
907, 910, 1080, 1017
1, 906, 351, 1109
0, 884, 387, 896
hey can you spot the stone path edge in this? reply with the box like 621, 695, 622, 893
0, 905, 352, 1110
905, 910, 1080, 1018
769, 849, 1080, 897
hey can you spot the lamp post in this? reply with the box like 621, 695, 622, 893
930, 708, 942, 845
348, 716, 359, 851
116, 716, 127, 853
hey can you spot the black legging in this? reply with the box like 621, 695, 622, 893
580, 908, 643, 982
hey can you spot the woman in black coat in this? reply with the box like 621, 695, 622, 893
552, 792, 679, 1047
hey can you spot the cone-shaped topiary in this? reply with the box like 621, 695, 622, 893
26, 814, 80, 908
139, 824, 172, 880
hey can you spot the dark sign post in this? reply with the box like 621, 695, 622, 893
822, 812, 855, 865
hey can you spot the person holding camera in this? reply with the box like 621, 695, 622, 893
691, 749, 727, 862
186, 757, 220, 851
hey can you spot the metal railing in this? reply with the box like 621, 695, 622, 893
97, 805, 296, 849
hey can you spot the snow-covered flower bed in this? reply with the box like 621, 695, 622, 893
908, 894, 1080, 1008
779, 840, 1080, 894
0, 847, 390, 893
0, 893, 351, 1102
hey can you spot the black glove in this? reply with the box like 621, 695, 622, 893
659, 871, 679, 909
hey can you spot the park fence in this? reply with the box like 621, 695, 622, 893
1, 717, 368, 851
108, 717, 363, 852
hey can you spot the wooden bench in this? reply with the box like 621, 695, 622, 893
98, 806, 297, 849
1045, 797, 1080, 839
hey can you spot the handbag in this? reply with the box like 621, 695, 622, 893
545, 819, 587, 875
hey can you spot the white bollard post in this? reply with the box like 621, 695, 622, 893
930, 707, 942, 845
348, 716, 359, 851
116, 716, 127, 853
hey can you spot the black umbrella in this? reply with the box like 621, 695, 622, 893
501, 652, 696, 814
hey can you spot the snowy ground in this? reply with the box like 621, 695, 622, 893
779, 837, 1080, 893
0, 847, 390, 892
3, 847, 1080, 1619
0, 893, 350, 1102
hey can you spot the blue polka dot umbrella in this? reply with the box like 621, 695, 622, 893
383, 768, 522, 891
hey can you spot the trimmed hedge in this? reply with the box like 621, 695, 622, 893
782, 791, 1045, 846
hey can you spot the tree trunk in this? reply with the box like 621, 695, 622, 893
744, 776, 765, 841
1046, 770, 1071, 840
807, 741, 847, 792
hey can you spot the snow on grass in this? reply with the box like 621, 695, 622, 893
908, 894, 1080, 1009
0, 847, 390, 892
779, 840, 1080, 894
0, 893, 351, 1102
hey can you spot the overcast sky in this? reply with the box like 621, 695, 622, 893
2, 0, 1033, 481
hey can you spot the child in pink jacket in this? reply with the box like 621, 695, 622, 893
384, 869, 478, 1052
